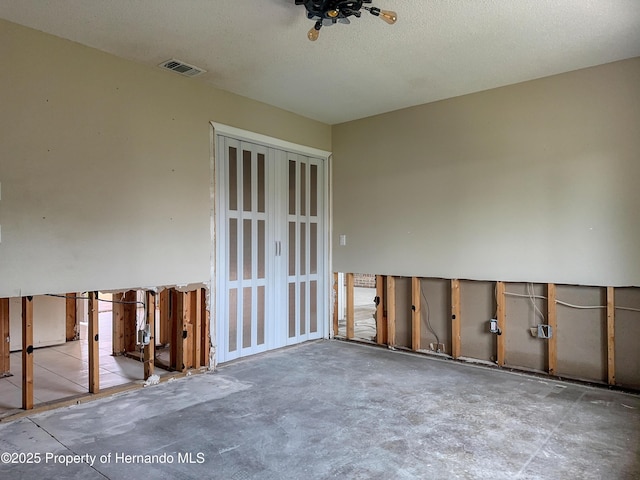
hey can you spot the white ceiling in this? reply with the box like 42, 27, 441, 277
1, 1, 639, 124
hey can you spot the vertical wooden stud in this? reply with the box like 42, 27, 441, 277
65, 293, 78, 341
375, 275, 386, 345
346, 273, 354, 339
144, 291, 156, 380
123, 290, 138, 353
175, 291, 190, 372
411, 277, 421, 351
88, 292, 100, 394
496, 281, 506, 367
201, 288, 210, 367
22, 296, 34, 410
0, 298, 9, 375
112, 292, 125, 355
451, 279, 461, 359
332, 273, 339, 338
159, 289, 170, 345
387, 276, 396, 347
607, 286, 615, 386
169, 288, 178, 369
547, 283, 557, 376
192, 290, 202, 369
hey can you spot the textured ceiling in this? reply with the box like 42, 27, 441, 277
1, 1, 639, 124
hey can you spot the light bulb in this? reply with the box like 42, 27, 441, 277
378, 9, 397, 25
328, 9, 339, 18
308, 26, 320, 41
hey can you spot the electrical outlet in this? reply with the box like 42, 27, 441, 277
339, 234, 347, 246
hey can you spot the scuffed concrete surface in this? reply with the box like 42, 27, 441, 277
1, 340, 639, 479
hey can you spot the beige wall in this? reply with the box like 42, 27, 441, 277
0, 19, 331, 298
332, 58, 640, 287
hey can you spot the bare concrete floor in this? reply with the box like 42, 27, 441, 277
1, 340, 639, 479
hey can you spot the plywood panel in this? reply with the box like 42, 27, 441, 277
612, 288, 640, 389
504, 283, 546, 372
459, 281, 495, 362
556, 285, 606, 382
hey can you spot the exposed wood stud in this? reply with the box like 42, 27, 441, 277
175, 291, 191, 372
123, 290, 138, 353
193, 290, 202, 369
169, 288, 178, 369
143, 291, 156, 380
65, 293, 78, 341
346, 273, 355, 339
88, 292, 99, 394
411, 277, 421, 351
111, 292, 125, 355
496, 281, 506, 367
159, 289, 170, 345
200, 288, 210, 367
332, 273, 339, 338
375, 275, 386, 345
387, 276, 396, 347
607, 286, 615, 386
0, 298, 9, 375
547, 283, 557, 376
451, 279, 461, 359
22, 296, 34, 410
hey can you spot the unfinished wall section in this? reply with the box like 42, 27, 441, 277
336, 273, 640, 392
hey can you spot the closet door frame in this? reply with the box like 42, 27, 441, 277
210, 122, 332, 365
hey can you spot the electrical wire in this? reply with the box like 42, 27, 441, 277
527, 283, 546, 323
419, 282, 440, 348
45, 293, 145, 306
503, 290, 640, 312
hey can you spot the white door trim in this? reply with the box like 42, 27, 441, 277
209, 122, 332, 365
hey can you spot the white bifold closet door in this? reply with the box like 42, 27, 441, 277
216, 135, 325, 363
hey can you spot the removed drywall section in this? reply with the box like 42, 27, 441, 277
419, 278, 450, 354
392, 277, 412, 349
0, 19, 331, 298
332, 58, 640, 286
504, 283, 547, 372
555, 286, 607, 383
460, 281, 495, 362
614, 288, 640, 389
9, 296, 65, 351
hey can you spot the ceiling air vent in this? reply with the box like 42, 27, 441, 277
159, 58, 206, 77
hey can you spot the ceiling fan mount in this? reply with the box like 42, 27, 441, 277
295, 0, 397, 41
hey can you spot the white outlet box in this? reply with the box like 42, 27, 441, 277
339, 234, 347, 246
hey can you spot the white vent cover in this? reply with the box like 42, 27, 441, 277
158, 58, 206, 77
